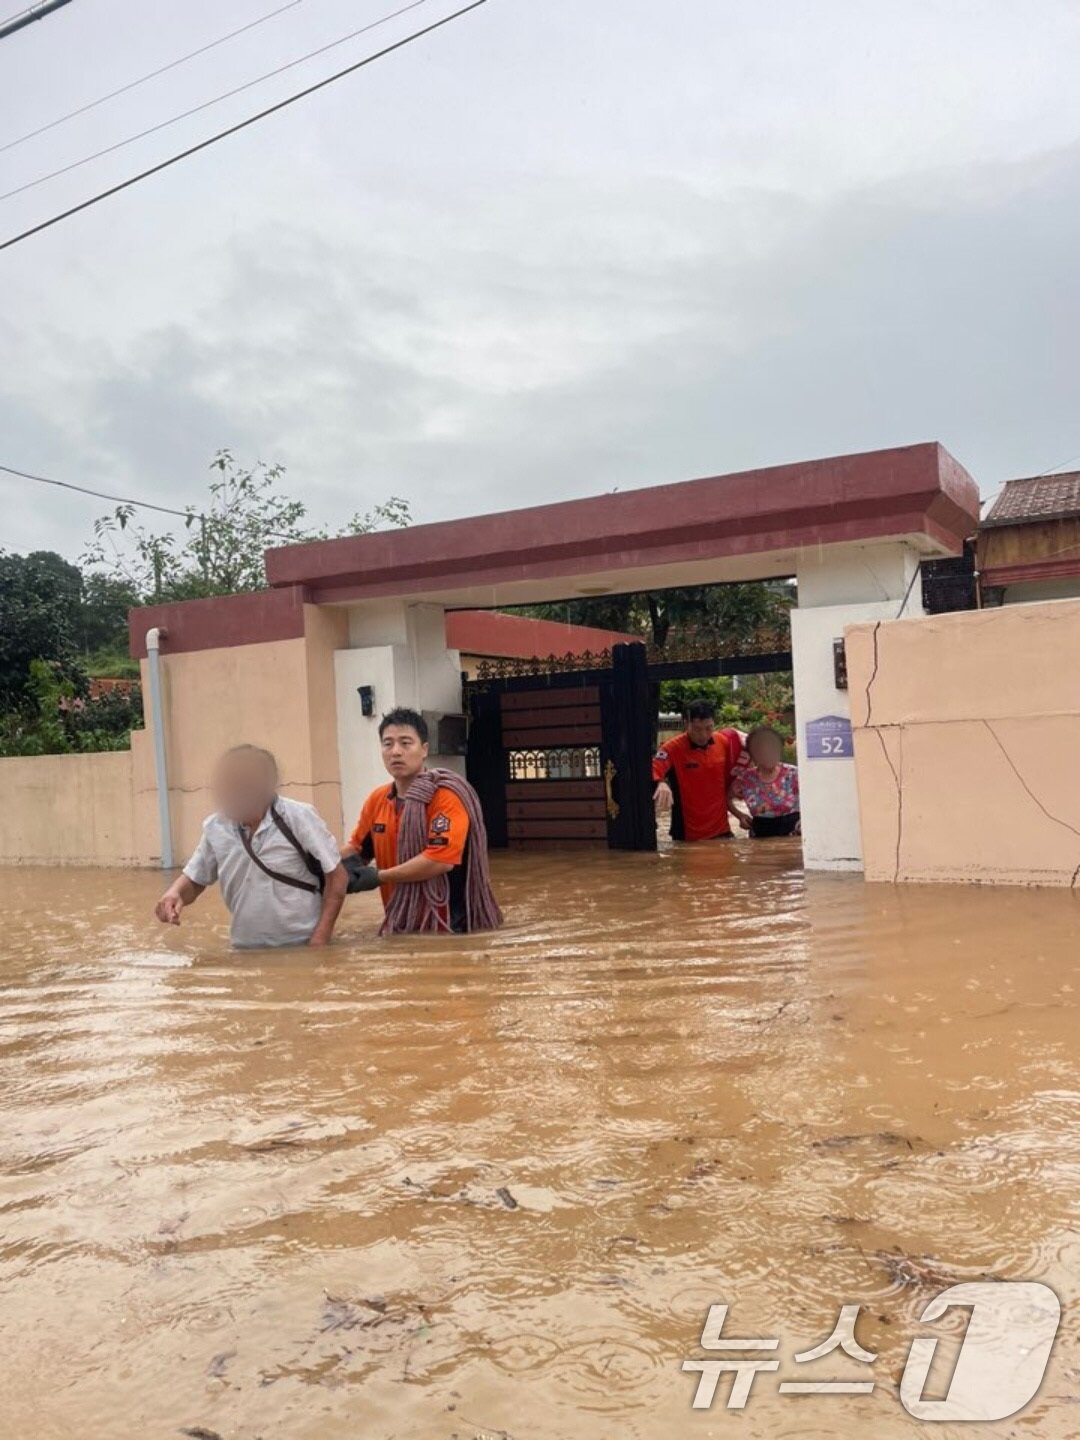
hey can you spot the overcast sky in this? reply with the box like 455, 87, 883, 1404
2, 0, 1080, 561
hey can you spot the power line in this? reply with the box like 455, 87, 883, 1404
0, 460, 395, 548
0, 1, 35, 24
0, 0, 74, 42
0, 0, 487, 253
1038, 449, 1080, 476
1, 0, 432, 200
1, 0, 314, 155
0, 461, 194, 518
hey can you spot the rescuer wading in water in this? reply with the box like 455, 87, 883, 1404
343, 707, 502, 935
652, 698, 746, 841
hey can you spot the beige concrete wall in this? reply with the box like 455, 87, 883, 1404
142, 635, 311, 864
142, 605, 349, 865
847, 598, 1080, 887
0, 750, 141, 865
0, 603, 349, 871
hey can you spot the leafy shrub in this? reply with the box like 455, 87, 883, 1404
0, 660, 142, 757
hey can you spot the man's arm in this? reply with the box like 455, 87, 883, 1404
288, 807, 350, 945
155, 873, 206, 925
341, 796, 374, 860
652, 746, 673, 814
156, 832, 216, 925
308, 862, 349, 946
340, 834, 365, 859
377, 854, 453, 886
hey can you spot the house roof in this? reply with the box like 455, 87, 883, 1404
982, 472, 1080, 528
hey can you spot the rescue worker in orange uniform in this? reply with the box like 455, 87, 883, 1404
343, 707, 500, 934
653, 698, 745, 841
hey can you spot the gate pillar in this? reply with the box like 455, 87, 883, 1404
793, 542, 925, 872
603, 642, 656, 851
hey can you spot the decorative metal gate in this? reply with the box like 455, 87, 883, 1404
463, 626, 793, 852
464, 642, 655, 850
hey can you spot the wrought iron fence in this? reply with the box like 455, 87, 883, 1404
471, 622, 792, 682
475, 648, 613, 680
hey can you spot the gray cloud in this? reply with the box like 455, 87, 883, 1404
2, 0, 1080, 556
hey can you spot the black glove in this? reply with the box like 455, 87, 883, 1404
344, 855, 381, 893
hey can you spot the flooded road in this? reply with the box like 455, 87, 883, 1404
1, 843, 1077, 1439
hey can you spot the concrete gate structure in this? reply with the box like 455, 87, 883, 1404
22, 440, 1080, 883
112, 440, 981, 872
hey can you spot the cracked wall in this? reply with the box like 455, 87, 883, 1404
846, 599, 1080, 888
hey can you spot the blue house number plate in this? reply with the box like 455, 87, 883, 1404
805, 714, 854, 759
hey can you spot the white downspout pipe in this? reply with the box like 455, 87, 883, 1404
145, 627, 174, 869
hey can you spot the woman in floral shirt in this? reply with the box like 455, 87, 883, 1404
727, 725, 800, 838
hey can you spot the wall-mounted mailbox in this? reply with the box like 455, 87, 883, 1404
833, 639, 848, 690
424, 711, 468, 756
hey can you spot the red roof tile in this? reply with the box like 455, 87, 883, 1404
983, 472, 1080, 527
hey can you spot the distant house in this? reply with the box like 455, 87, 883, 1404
88, 676, 138, 700
979, 471, 1080, 606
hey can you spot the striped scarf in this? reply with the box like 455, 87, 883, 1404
381, 767, 503, 935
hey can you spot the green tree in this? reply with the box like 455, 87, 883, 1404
0, 659, 70, 755
517, 593, 646, 637
659, 671, 795, 735
0, 549, 145, 696
0, 549, 84, 706
83, 450, 411, 602
0, 659, 141, 757
644, 580, 793, 649
75, 573, 142, 656
660, 675, 740, 718
517, 579, 793, 650
1, 454, 410, 755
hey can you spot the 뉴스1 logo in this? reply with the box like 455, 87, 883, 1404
683, 1283, 1060, 1421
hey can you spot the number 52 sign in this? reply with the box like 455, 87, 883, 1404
806, 714, 853, 759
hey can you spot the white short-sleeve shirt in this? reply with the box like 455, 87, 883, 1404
183, 796, 341, 949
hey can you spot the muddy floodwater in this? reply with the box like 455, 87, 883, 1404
1, 843, 1077, 1439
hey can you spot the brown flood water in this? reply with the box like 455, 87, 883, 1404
0, 843, 1077, 1440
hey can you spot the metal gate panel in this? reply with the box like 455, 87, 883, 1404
464, 644, 656, 852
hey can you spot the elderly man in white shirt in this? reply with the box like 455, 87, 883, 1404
154, 744, 348, 949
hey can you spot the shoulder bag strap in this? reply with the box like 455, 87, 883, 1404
269, 802, 327, 894
238, 813, 321, 895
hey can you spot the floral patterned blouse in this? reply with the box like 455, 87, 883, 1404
729, 762, 800, 817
